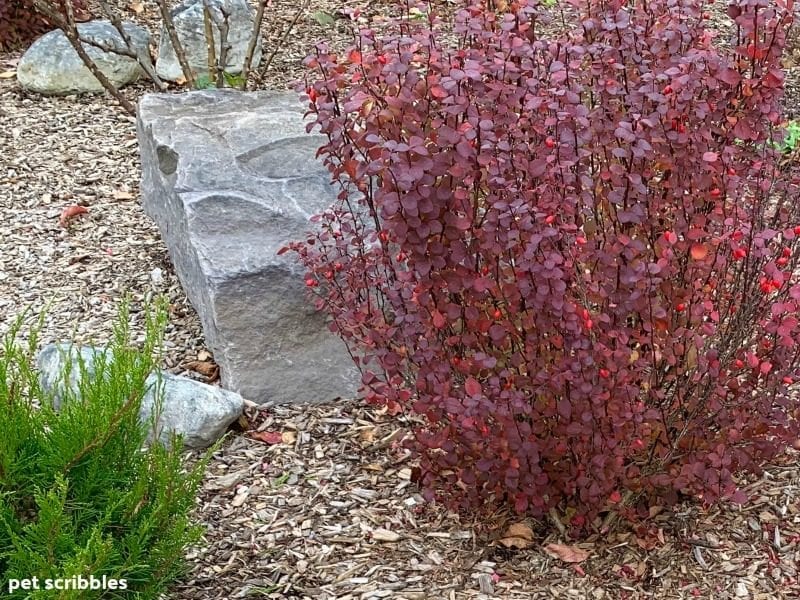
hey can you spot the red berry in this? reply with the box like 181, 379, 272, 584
794, 226, 800, 235
493, 309, 502, 319
545, 137, 556, 148
585, 319, 593, 329
784, 376, 794, 385
576, 236, 587, 245
778, 257, 789, 266
324, 271, 333, 280
377, 54, 387, 65
733, 248, 747, 260
663, 85, 673, 94
379, 230, 389, 242
396, 252, 406, 261
307, 87, 318, 102
727, 167, 737, 176
760, 282, 772, 293
676, 303, 686, 312
703, 12, 710, 19
545, 214, 555, 224
599, 368, 610, 379
783, 247, 793, 257
710, 188, 722, 198
678, 124, 686, 133
735, 359, 745, 369
305, 278, 318, 287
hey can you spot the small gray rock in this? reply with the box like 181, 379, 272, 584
37, 343, 242, 449
17, 20, 151, 95
156, 0, 262, 82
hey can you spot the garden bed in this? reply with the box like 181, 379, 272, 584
1, 0, 799, 598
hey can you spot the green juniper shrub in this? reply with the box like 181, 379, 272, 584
286, 0, 800, 533
0, 299, 216, 599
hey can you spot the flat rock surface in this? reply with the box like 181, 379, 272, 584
137, 89, 360, 404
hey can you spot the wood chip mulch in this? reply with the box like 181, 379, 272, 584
1, 1, 799, 599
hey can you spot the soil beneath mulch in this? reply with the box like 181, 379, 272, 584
2, 1, 800, 599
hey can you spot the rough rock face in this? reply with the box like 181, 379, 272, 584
136, 90, 360, 405
37, 344, 243, 449
17, 20, 150, 95
156, 0, 262, 82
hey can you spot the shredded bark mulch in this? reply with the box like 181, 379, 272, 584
1, 1, 799, 598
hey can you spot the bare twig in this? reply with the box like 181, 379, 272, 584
216, 6, 231, 87
30, 0, 136, 115
240, 0, 268, 90
97, 0, 167, 91
202, 1, 217, 85
155, 0, 196, 87
255, 0, 310, 84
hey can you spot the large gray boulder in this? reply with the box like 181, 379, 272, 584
156, 0, 262, 82
136, 90, 360, 404
38, 343, 243, 449
17, 20, 150, 95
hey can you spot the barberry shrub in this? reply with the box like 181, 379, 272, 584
0, 0, 88, 51
286, 0, 800, 528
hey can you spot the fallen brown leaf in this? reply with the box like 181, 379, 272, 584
58, 205, 88, 227
129, 0, 145, 14
281, 430, 297, 444
185, 360, 218, 377
0, 70, 16, 79
113, 190, 135, 200
543, 542, 590, 563
358, 427, 378, 443
498, 522, 535, 549
250, 430, 284, 445
371, 528, 401, 542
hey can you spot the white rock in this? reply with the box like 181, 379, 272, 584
17, 20, 151, 95
37, 343, 242, 448
156, 0, 262, 82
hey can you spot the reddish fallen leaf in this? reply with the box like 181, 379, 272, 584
250, 430, 284, 444
59, 205, 88, 227
573, 564, 586, 576
543, 542, 590, 563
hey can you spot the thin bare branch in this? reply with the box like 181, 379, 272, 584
256, 0, 310, 83
240, 0, 268, 90
202, 1, 217, 85
216, 7, 231, 88
155, 0, 196, 87
98, 0, 168, 91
